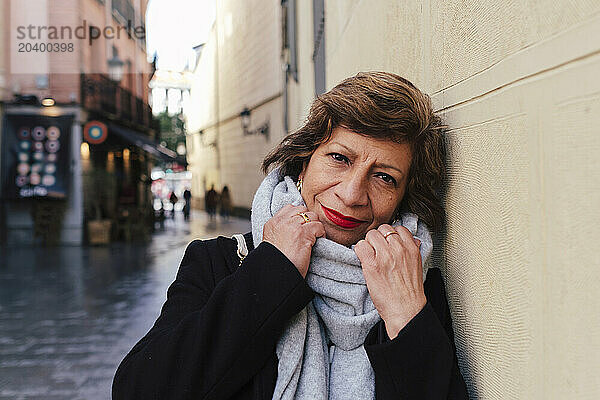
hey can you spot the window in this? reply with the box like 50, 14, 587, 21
282, 0, 298, 82
313, 0, 325, 95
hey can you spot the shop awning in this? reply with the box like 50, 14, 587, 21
108, 123, 184, 164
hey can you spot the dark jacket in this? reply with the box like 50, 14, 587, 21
113, 233, 468, 400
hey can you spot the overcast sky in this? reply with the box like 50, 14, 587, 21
145, 0, 216, 71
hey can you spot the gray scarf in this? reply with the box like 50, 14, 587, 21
251, 168, 433, 400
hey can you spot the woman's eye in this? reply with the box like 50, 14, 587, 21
329, 153, 349, 163
376, 173, 397, 185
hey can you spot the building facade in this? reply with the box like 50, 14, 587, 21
0, 0, 167, 245
185, 0, 287, 213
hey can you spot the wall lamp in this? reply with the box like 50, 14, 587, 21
240, 107, 270, 139
108, 46, 125, 83
41, 97, 55, 107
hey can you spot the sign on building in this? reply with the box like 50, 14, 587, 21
2, 115, 73, 199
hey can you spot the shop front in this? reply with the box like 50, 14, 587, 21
81, 121, 182, 244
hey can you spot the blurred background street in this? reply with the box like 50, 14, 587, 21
0, 211, 250, 399
1, 0, 599, 398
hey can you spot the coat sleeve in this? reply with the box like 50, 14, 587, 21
363, 269, 469, 400
112, 239, 314, 400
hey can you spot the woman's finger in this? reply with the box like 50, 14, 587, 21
365, 229, 392, 257
377, 224, 404, 248
293, 210, 319, 225
393, 225, 419, 249
354, 239, 376, 266
303, 221, 325, 239
279, 204, 308, 218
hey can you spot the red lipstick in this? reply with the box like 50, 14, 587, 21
321, 205, 365, 229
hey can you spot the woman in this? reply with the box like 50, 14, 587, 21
113, 72, 468, 399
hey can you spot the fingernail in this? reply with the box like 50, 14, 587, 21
414, 238, 421, 247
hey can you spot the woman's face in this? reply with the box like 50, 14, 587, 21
300, 126, 412, 246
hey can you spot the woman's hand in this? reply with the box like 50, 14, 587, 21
354, 224, 426, 339
263, 204, 325, 278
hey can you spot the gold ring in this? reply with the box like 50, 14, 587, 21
297, 212, 311, 223
383, 230, 399, 239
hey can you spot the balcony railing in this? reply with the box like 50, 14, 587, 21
80, 73, 153, 131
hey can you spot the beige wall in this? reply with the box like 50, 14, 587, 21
325, 1, 425, 89
185, 0, 286, 209
320, 1, 600, 398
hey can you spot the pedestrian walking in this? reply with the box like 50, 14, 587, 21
169, 191, 178, 218
205, 185, 218, 221
183, 188, 192, 220
219, 186, 232, 221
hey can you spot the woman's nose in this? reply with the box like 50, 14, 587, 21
335, 170, 369, 207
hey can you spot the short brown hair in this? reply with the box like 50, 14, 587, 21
262, 71, 446, 233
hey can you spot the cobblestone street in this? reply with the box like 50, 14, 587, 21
0, 211, 251, 399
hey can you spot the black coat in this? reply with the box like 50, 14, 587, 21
113, 233, 468, 400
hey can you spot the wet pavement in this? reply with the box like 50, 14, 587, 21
0, 211, 251, 399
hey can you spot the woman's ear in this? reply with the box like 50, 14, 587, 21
298, 160, 309, 180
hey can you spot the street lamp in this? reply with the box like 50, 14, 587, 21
107, 49, 125, 83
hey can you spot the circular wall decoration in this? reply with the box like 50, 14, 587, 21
20, 141, 31, 150
31, 163, 43, 174
46, 153, 57, 162
17, 163, 30, 175
16, 175, 28, 187
33, 142, 44, 151
42, 175, 56, 186
18, 152, 29, 162
45, 140, 60, 153
32, 126, 46, 141
18, 127, 30, 140
44, 163, 56, 174
33, 152, 44, 161
83, 120, 108, 144
46, 126, 61, 140
30, 173, 41, 185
